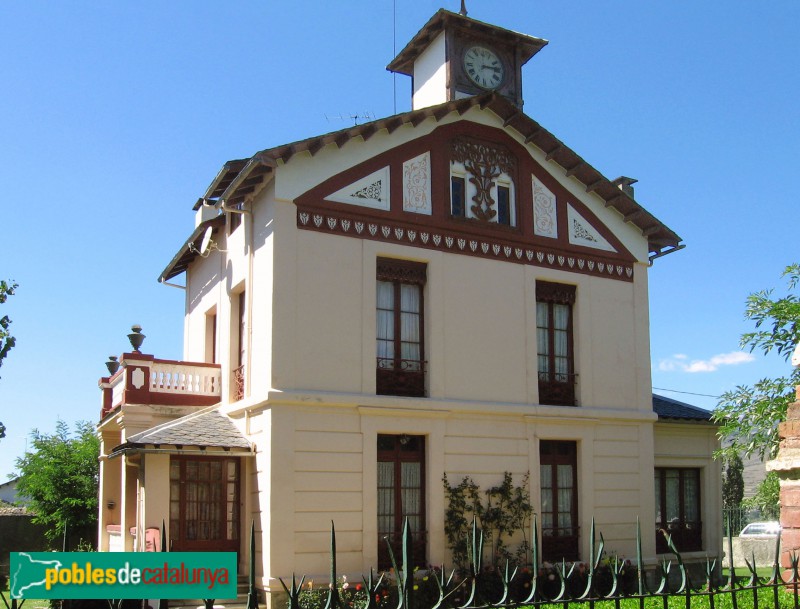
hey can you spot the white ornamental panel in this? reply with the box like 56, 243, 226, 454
567, 204, 616, 252
532, 176, 558, 238
325, 166, 391, 210
402, 151, 432, 215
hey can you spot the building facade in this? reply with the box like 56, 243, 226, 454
96, 8, 721, 603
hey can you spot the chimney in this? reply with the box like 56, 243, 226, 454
612, 176, 638, 199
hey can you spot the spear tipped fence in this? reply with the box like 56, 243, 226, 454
280, 516, 800, 609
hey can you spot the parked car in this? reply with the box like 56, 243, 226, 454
739, 521, 781, 537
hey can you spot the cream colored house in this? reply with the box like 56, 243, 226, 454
96, 7, 721, 601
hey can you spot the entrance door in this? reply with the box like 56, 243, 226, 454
377, 434, 426, 569
169, 456, 240, 553
539, 440, 579, 561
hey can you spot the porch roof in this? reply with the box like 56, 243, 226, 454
109, 408, 252, 457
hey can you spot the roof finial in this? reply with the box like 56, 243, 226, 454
459, 0, 468, 16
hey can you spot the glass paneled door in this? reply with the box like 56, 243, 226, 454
540, 440, 579, 561
170, 456, 240, 553
377, 434, 426, 569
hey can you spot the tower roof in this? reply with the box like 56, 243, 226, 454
387, 9, 548, 76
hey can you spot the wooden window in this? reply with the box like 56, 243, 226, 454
536, 282, 576, 406
449, 138, 516, 227
205, 311, 217, 364
169, 456, 240, 553
228, 204, 243, 233
377, 434, 426, 570
233, 290, 246, 401
376, 258, 426, 397
540, 440, 579, 561
497, 184, 511, 225
451, 176, 466, 218
655, 468, 702, 553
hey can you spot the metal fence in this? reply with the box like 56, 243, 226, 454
284, 517, 800, 609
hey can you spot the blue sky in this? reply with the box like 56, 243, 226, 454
1, 1, 798, 477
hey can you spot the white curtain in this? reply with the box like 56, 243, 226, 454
376, 281, 394, 363
557, 464, 573, 529
683, 472, 699, 522
377, 461, 395, 533
665, 470, 680, 522
536, 302, 549, 374
401, 462, 421, 532
553, 303, 569, 379
540, 465, 553, 530
400, 284, 421, 366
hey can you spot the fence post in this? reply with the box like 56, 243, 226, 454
247, 520, 259, 609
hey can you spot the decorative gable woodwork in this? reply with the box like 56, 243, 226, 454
532, 176, 557, 238
294, 121, 638, 282
567, 205, 616, 252
325, 166, 390, 210
450, 137, 516, 223
402, 152, 432, 215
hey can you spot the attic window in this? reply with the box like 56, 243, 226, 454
449, 137, 516, 226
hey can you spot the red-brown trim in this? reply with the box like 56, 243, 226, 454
186, 93, 680, 268
296, 121, 637, 282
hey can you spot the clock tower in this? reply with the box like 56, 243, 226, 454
387, 9, 548, 111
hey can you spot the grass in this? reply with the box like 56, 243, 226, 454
530, 590, 799, 609
1, 580, 51, 609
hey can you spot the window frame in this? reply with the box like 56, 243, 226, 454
449, 159, 517, 227
377, 434, 427, 570
169, 455, 240, 553
376, 258, 427, 397
654, 467, 702, 553
232, 290, 246, 401
536, 281, 577, 406
539, 440, 579, 562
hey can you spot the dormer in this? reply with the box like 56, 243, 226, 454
387, 8, 548, 110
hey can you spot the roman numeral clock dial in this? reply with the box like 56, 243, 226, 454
463, 45, 504, 90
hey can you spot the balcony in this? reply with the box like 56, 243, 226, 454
538, 372, 577, 406
376, 357, 426, 398
99, 352, 221, 419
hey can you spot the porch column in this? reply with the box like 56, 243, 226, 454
97, 431, 122, 551
140, 453, 171, 551
120, 455, 139, 551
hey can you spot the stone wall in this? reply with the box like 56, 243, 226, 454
767, 386, 800, 573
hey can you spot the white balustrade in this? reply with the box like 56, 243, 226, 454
149, 361, 221, 396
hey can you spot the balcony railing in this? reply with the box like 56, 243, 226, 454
232, 364, 245, 402
656, 519, 702, 553
376, 357, 426, 397
100, 353, 221, 419
377, 529, 427, 570
538, 372, 577, 406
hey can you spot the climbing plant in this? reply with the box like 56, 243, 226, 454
443, 472, 533, 572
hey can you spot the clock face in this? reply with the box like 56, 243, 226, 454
463, 45, 505, 90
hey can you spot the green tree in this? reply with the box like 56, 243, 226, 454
0, 279, 18, 440
15, 420, 100, 547
721, 452, 744, 510
713, 263, 800, 461
743, 471, 781, 520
